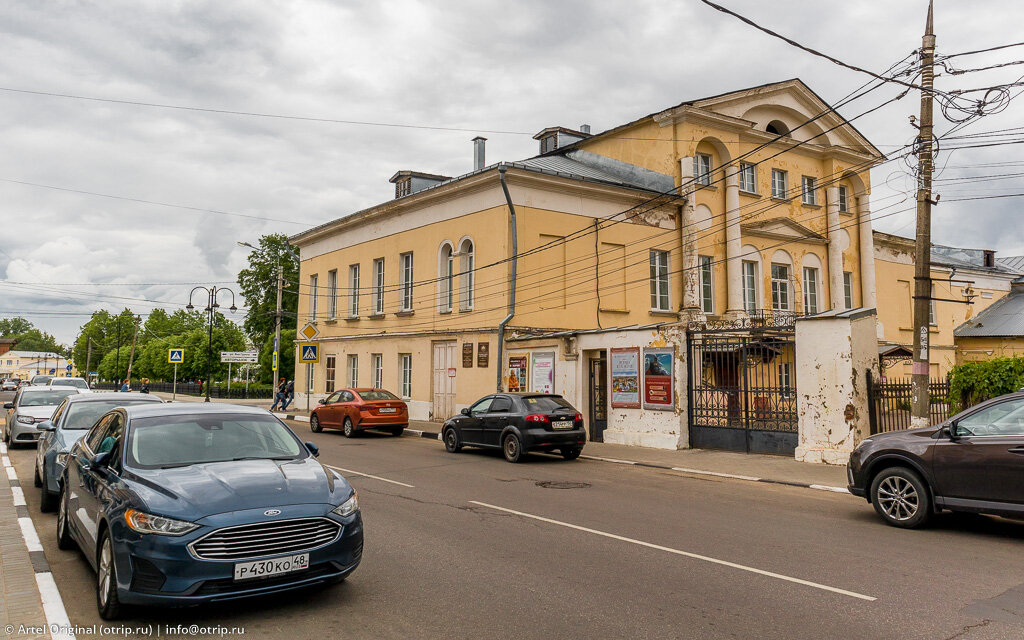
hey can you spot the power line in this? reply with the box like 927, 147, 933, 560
939, 42, 1024, 60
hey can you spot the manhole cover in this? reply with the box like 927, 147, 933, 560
536, 481, 591, 489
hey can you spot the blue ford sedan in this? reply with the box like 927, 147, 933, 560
57, 403, 362, 619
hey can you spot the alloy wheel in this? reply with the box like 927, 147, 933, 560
877, 475, 919, 521
98, 539, 113, 607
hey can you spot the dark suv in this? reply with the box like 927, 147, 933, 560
442, 393, 585, 463
848, 391, 1024, 528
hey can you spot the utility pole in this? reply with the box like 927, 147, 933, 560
84, 337, 93, 386
114, 318, 122, 384
274, 262, 283, 382
125, 315, 141, 388
911, 0, 936, 428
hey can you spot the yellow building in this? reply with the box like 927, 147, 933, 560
873, 232, 1021, 377
954, 277, 1024, 363
290, 79, 885, 450
0, 351, 73, 381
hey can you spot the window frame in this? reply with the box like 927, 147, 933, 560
347, 354, 358, 388
348, 264, 360, 318
742, 260, 758, 313
770, 263, 791, 311
738, 162, 756, 193
843, 272, 854, 309
400, 252, 414, 312
399, 354, 412, 399
649, 249, 671, 312
372, 258, 385, 315
771, 169, 789, 199
325, 354, 336, 394
309, 274, 319, 321
458, 238, 474, 311
327, 269, 338, 319
372, 353, 383, 389
801, 176, 817, 205
802, 266, 819, 314
694, 153, 713, 186
698, 255, 714, 314
439, 243, 454, 313
838, 185, 850, 213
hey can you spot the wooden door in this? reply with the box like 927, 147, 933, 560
432, 342, 458, 421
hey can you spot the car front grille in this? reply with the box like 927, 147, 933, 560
189, 517, 342, 561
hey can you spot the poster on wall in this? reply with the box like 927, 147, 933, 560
610, 347, 641, 408
643, 347, 675, 410
506, 353, 529, 392
529, 352, 556, 394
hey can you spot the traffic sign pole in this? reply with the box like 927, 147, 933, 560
228, 363, 232, 395
173, 363, 178, 400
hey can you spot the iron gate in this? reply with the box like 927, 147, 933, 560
687, 326, 798, 455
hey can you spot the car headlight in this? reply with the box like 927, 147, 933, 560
55, 452, 69, 467
16, 415, 34, 424
331, 492, 359, 518
124, 508, 199, 536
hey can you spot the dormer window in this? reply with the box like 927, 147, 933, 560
533, 126, 592, 154
395, 178, 412, 198
540, 135, 558, 154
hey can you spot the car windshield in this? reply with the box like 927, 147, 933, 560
521, 396, 574, 412
64, 400, 157, 430
20, 390, 77, 407
31, 376, 53, 385
359, 390, 399, 401
127, 413, 305, 469
50, 379, 89, 390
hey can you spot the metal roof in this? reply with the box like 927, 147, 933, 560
954, 287, 1024, 337
997, 255, 1024, 274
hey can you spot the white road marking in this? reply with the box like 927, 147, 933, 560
35, 572, 76, 640
810, 484, 851, 494
469, 501, 876, 602
671, 467, 761, 482
18, 517, 43, 552
580, 455, 637, 465
0, 442, 6, 454
11, 485, 26, 505
6, 466, 16, 480
325, 464, 415, 488
2, 454, 11, 467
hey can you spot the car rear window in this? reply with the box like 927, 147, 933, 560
20, 390, 77, 407
51, 379, 89, 390
64, 400, 158, 429
359, 390, 399, 401
521, 396, 574, 412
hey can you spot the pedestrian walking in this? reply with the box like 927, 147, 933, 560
281, 379, 295, 411
140, 377, 150, 394
270, 377, 286, 411
119, 378, 130, 392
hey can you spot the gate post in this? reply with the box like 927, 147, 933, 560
794, 309, 880, 465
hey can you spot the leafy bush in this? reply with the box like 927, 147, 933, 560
948, 357, 1024, 412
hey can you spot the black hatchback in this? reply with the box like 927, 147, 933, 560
442, 393, 585, 463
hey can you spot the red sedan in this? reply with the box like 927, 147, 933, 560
311, 388, 408, 437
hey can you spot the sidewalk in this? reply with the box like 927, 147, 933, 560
1, 443, 73, 640
154, 394, 850, 491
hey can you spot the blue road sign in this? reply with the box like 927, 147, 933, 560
66, 364, 73, 372
49, 368, 56, 375
168, 349, 185, 364
299, 343, 319, 363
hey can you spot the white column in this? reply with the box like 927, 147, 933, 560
679, 157, 701, 314
825, 186, 845, 310
724, 165, 744, 317
857, 192, 877, 309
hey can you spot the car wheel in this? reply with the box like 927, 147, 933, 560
39, 468, 57, 513
389, 427, 404, 437
96, 531, 123, 620
443, 428, 462, 453
560, 447, 582, 461
56, 486, 75, 550
310, 415, 323, 433
34, 463, 42, 487
503, 433, 524, 463
343, 417, 356, 438
870, 467, 931, 529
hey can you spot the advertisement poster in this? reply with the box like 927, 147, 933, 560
530, 352, 556, 394
643, 348, 675, 410
506, 353, 529, 392
610, 347, 641, 408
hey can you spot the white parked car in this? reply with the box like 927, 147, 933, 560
49, 377, 92, 393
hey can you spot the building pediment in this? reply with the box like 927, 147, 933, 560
741, 217, 827, 244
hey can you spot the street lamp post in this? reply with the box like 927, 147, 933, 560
187, 286, 238, 402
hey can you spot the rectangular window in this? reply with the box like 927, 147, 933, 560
771, 169, 788, 199
400, 252, 414, 311
460, 249, 474, 311
325, 355, 336, 393
771, 263, 790, 311
778, 362, 793, 398
838, 185, 849, 213
347, 355, 358, 387
309, 274, 318, 320
742, 261, 758, 313
348, 264, 360, 317
399, 354, 412, 398
843, 272, 854, 309
327, 270, 338, 319
372, 258, 385, 315
802, 266, 819, 314
395, 178, 411, 198
801, 176, 817, 205
929, 284, 937, 325
649, 249, 671, 311
699, 255, 713, 314
372, 353, 383, 389
739, 162, 756, 193
694, 153, 712, 186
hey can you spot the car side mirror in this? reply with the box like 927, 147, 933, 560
91, 451, 112, 469
3, 402, 12, 409
318, 398, 327, 405
305, 441, 320, 457
461, 408, 471, 416
947, 422, 960, 441
39, 421, 55, 432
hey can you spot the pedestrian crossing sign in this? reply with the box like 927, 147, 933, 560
299, 342, 319, 363
168, 348, 185, 364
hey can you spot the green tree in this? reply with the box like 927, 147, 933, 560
237, 234, 299, 348
0, 317, 67, 355
259, 329, 295, 383
72, 309, 140, 377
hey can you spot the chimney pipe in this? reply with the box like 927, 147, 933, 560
472, 136, 487, 171
580, 124, 591, 135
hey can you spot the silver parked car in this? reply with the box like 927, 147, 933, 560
1, 379, 19, 391
49, 377, 92, 393
4, 386, 80, 447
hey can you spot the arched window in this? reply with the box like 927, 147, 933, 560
438, 242, 454, 312
766, 120, 790, 136
740, 245, 762, 314
458, 237, 474, 310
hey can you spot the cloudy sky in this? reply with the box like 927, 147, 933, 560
2, 0, 1023, 345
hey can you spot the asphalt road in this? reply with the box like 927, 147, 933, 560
4, 392, 1024, 639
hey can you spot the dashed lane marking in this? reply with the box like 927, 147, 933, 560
324, 464, 415, 488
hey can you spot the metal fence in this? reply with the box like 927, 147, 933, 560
92, 381, 275, 400
867, 372, 951, 434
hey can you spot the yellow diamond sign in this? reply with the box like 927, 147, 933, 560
299, 322, 320, 341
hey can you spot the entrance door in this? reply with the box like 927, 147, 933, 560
432, 341, 458, 421
588, 354, 607, 442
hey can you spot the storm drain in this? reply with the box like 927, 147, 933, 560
536, 481, 591, 490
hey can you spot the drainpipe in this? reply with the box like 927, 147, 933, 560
497, 165, 518, 391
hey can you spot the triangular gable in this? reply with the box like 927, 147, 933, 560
741, 217, 827, 244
